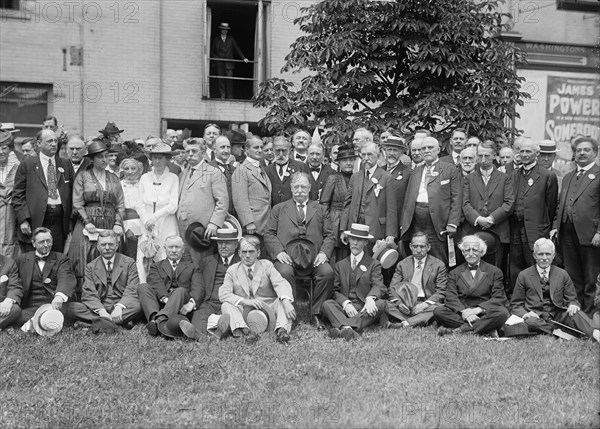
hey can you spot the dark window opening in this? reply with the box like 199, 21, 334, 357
208, 2, 257, 100
0, 82, 51, 139
0, 0, 19, 10
165, 119, 262, 138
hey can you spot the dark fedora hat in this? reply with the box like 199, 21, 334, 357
336, 144, 357, 161
184, 222, 212, 251
90, 317, 119, 335
158, 314, 189, 338
285, 237, 316, 276
227, 129, 247, 146
502, 323, 537, 338
85, 141, 109, 158
473, 230, 501, 255
242, 305, 276, 333
99, 121, 124, 136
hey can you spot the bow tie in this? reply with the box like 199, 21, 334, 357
468, 264, 479, 270
310, 166, 320, 172
296, 155, 306, 161
35, 255, 48, 262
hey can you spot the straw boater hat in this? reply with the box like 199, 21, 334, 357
32, 304, 64, 337
0, 130, 12, 145
148, 142, 176, 156
211, 228, 239, 241
344, 223, 374, 240
242, 306, 276, 333
1, 122, 20, 134
383, 135, 408, 150
539, 140, 560, 154
372, 240, 399, 269
218, 22, 231, 30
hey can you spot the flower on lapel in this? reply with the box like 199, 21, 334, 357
371, 177, 378, 185
0, 275, 8, 283
373, 183, 384, 198
44, 278, 52, 284
284, 171, 291, 177
58, 167, 64, 174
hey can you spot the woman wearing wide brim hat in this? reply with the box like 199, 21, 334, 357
69, 138, 125, 288
320, 145, 359, 263
136, 141, 180, 282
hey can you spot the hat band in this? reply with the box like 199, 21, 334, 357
217, 232, 238, 239
349, 228, 370, 237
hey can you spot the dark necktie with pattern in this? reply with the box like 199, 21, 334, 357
47, 158, 59, 199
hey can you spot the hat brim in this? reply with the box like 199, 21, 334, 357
344, 231, 374, 240
539, 150, 560, 154
85, 149, 109, 158
242, 305, 276, 332
32, 304, 64, 336
285, 238, 316, 276
158, 315, 188, 338
99, 129, 124, 134
148, 151, 176, 156
377, 249, 399, 269
185, 222, 212, 251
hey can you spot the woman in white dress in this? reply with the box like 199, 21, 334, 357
119, 158, 144, 259
136, 142, 179, 282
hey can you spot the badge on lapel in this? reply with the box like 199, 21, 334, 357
528, 178, 533, 186
359, 265, 367, 272
0, 275, 8, 283
589, 174, 596, 180
58, 167, 64, 174
430, 171, 439, 177
44, 278, 52, 284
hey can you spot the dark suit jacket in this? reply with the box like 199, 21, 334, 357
462, 167, 514, 243
0, 255, 23, 304
197, 253, 241, 306
308, 164, 336, 199
401, 161, 461, 241
12, 155, 75, 243
554, 163, 600, 245
15, 252, 76, 306
266, 160, 314, 206
440, 154, 458, 166
444, 261, 507, 312
264, 199, 336, 260
146, 258, 202, 303
333, 254, 386, 306
341, 166, 398, 240
212, 35, 245, 67
82, 253, 139, 311
387, 163, 412, 234
167, 162, 182, 176
511, 265, 579, 316
388, 255, 447, 303
512, 164, 558, 249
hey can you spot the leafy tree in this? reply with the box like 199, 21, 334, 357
254, 0, 529, 146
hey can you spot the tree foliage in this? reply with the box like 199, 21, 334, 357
254, 0, 529, 145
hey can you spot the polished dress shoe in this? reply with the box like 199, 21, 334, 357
146, 319, 159, 337
179, 320, 200, 340
245, 331, 261, 344
312, 315, 326, 330
328, 328, 342, 339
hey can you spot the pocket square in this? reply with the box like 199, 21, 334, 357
440, 179, 450, 185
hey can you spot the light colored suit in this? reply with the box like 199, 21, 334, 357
232, 159, 272, 234
219, 259, 294, 333
178, 161, 229, 233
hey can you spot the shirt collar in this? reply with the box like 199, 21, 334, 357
102, 256, 116, 267
578, 162, 595, 173
366, 165, 377, 176
39, 152, 53, 165
522, 161, 536, 171
414, 255, 427, 267
246, 157, 260, 167
536, 264, 549, 277
352, 251, 364, 264
245, 262, 256, 273
480, 166, 493, 176
425, 159, 439, 169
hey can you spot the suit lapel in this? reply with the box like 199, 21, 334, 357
111, 255, 123, 285
94, 259, 108, 286
354, 254, 367, 281
33, 156, 48, 189
250, 261, 262, 296
573, 165, 599, 201
162, 259, 173, 280
40, 252, 56, 281
422, 257, 431, 289
24, 254, 35, 292
486, 169, 501, 196
472, 171, 486, 199
237, 263, 251, 296
305, 201, 317, 224
529, 269, 543, 301
522, 167, 540, 197
285, 201, 299, 226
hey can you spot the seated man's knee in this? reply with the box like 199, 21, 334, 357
274, 262, 295, 279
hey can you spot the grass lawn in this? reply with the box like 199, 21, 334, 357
1, 301, 598, 429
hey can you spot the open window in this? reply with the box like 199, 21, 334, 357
0, 82, 52, 139
205, 0, 269, 101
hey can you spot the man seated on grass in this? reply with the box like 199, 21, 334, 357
139, 236, 202, 339
70, 231, 141, 326
511, 238, 600, 342
0, 254, 22, 330
189, 227, 240, 339
322, 223, 387, 341
218, 235, 296, 344
14, 227, 77, 332
433, 235, 509, 336
383, 232, 447, 328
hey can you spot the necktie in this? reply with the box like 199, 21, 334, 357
248, 267, 253, 280
278, 165, 284, 179
576, 169, 584, 180
297, 203, 305, 223
106, 261, 113, 291
351, 256, 357, 271
541, 269, 548, 284
47, 158, 59, 199
411, 260, 424, 292
172, 260, 178, 272
189, 167, 195, 178
223, 258, 229, 268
